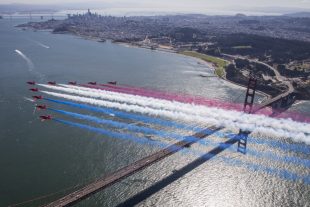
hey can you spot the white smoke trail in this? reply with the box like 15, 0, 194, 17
39, 84, 310, 136
15, 49, 34, 71
28, 39, 50, 49
24, 97, 34, 102
182, 71, 212, 76
35, 41, 50, 49
14, 50, 46, 81
71, 85, 310, 135
40, 90, 310, 144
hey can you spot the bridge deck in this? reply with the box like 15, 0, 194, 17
253, 89, 293, 113
44, 126, 222, 207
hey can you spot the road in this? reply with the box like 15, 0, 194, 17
254, 59, 294, 94
223, 53, 294, 93
222, 54, 295, 112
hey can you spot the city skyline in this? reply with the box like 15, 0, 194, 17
0, 0, 310, 10
0, 0, 310, 16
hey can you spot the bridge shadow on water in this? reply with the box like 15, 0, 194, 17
116, 136, 240, 207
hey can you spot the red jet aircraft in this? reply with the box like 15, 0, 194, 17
68, 81, 77, 85
29, 88, 39, 92
36, 105, 47, 110
33, 95, 43, 100
40, 115, 52, 121
48, 81, 56, 85
27, 81, 36, 85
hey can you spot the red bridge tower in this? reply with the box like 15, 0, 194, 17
237, 75, 257, 154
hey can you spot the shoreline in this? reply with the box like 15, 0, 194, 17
76, 35, 310, 108
19, 27, 271, 100
59, 30, 273, 100
172, 50, 270, 99
219, 76, 271, 99
68, 34, 272, 100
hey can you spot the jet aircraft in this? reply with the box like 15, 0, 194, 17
27, 81, 36, 85
33, 95, 43, 100
108, 81, 117, 85
48, 81, 56, 85
29, 88, 39, 92
40, 115, 52, 121
69, 81, 77, 85
36, 105, 47, 110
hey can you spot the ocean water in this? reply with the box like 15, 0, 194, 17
0, 19, 309, 207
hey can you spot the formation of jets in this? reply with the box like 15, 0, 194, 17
27, 80, 117, 121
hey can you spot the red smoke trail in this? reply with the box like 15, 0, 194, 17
81, 83, 310, 123
84, 84, 243, 110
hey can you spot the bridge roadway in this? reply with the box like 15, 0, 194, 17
252, 69, 294, 113
1, 15, 66, 19
44, 126, 222, 207
252, 87, 294, 113
251, 58, 295, 113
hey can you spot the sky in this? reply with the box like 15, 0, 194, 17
0, 0, 309, 7
0, 0, 309, 15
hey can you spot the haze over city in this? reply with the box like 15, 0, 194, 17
1, 0, 310, 15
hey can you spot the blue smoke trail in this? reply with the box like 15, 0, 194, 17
49, 108, 310, 168
45, 98, 200, 131
44, 98, 310, 155
49, 108, 206, 142
54, 118, 169, 148
184, 148, 310, 184
53, 118, 310, 184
